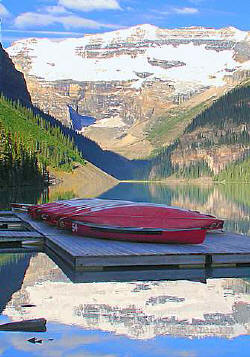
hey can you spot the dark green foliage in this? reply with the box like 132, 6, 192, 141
0, 186, 48, 210
146, 100, 211, 147
149, 141, 178, 179
174, 161, 213, 179
31, 103, 147, 180
214, 156, 250, 183
0, 96, 85, 187
187, 83, 250, 132
0, 121, 43, 187
218, 182, 250, 208
0, 95, 147, 181
190, 128, 249, 149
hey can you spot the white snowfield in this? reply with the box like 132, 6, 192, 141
7, 24, 250, 88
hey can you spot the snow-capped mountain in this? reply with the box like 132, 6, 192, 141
8, 24, 249, 85
7, 25, 250, 158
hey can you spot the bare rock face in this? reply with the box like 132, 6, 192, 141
171, 127, 248, 175
6, 25, 250, 158
0, 44, 31, 105
234, 32, 250, 62
172, 144, 247, 174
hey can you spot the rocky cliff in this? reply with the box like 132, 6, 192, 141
6, 25, 250, 159
0, 44, 31, 105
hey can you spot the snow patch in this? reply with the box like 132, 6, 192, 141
93, 116, 126, 128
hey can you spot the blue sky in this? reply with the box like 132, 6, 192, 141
0, 320, 250, 357
0, 0, 249, 47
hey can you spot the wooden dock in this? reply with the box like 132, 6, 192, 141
45, 245, 250, 283
0, 211, 44, 244
10, 211, 250, 272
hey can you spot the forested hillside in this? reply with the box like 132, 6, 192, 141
214, 156, 250, 183
31, 106, 147, 180
0, 97, 84, 187
150, 81, 250, 181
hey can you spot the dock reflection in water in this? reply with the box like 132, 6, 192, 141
2, 253, 250, 340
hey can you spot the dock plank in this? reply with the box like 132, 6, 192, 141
0, 217, 22, 223
0, 231, 43, 239
0, 211, 13, 215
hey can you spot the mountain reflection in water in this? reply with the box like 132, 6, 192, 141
1, 253, 250, 340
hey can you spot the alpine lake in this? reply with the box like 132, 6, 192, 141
0, 181, 249, 357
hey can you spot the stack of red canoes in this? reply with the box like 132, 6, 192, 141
12, 198, 224, 244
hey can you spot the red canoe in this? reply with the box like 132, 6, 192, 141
14, 198, 224, 244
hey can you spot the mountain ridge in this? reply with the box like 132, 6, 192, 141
7, 24, 250, 159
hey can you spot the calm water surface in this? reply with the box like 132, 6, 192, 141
0, 182, 249, 356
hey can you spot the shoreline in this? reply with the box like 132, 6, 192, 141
119, 178, 250, 185
48, 162, 118, 199
1, 179, 249, 190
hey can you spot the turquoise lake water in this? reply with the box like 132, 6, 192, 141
0, 182, 249, 356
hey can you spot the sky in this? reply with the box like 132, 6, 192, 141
0, 0, 249, 48
0, 319, 250, 357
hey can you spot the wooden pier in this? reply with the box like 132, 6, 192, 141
1, 211, 247, 273
0, 211, 44, 244
45, 245, 250, 283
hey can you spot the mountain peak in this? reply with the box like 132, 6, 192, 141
130, 23, 159, 31
83, 23, 159, 42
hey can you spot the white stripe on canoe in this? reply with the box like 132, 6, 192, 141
56, 198, 195, 213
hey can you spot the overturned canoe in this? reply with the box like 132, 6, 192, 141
14, 198, 224, 244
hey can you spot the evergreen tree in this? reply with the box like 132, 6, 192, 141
0, 96, 85, 187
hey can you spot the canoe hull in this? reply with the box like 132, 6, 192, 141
69, 220, 206, 244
